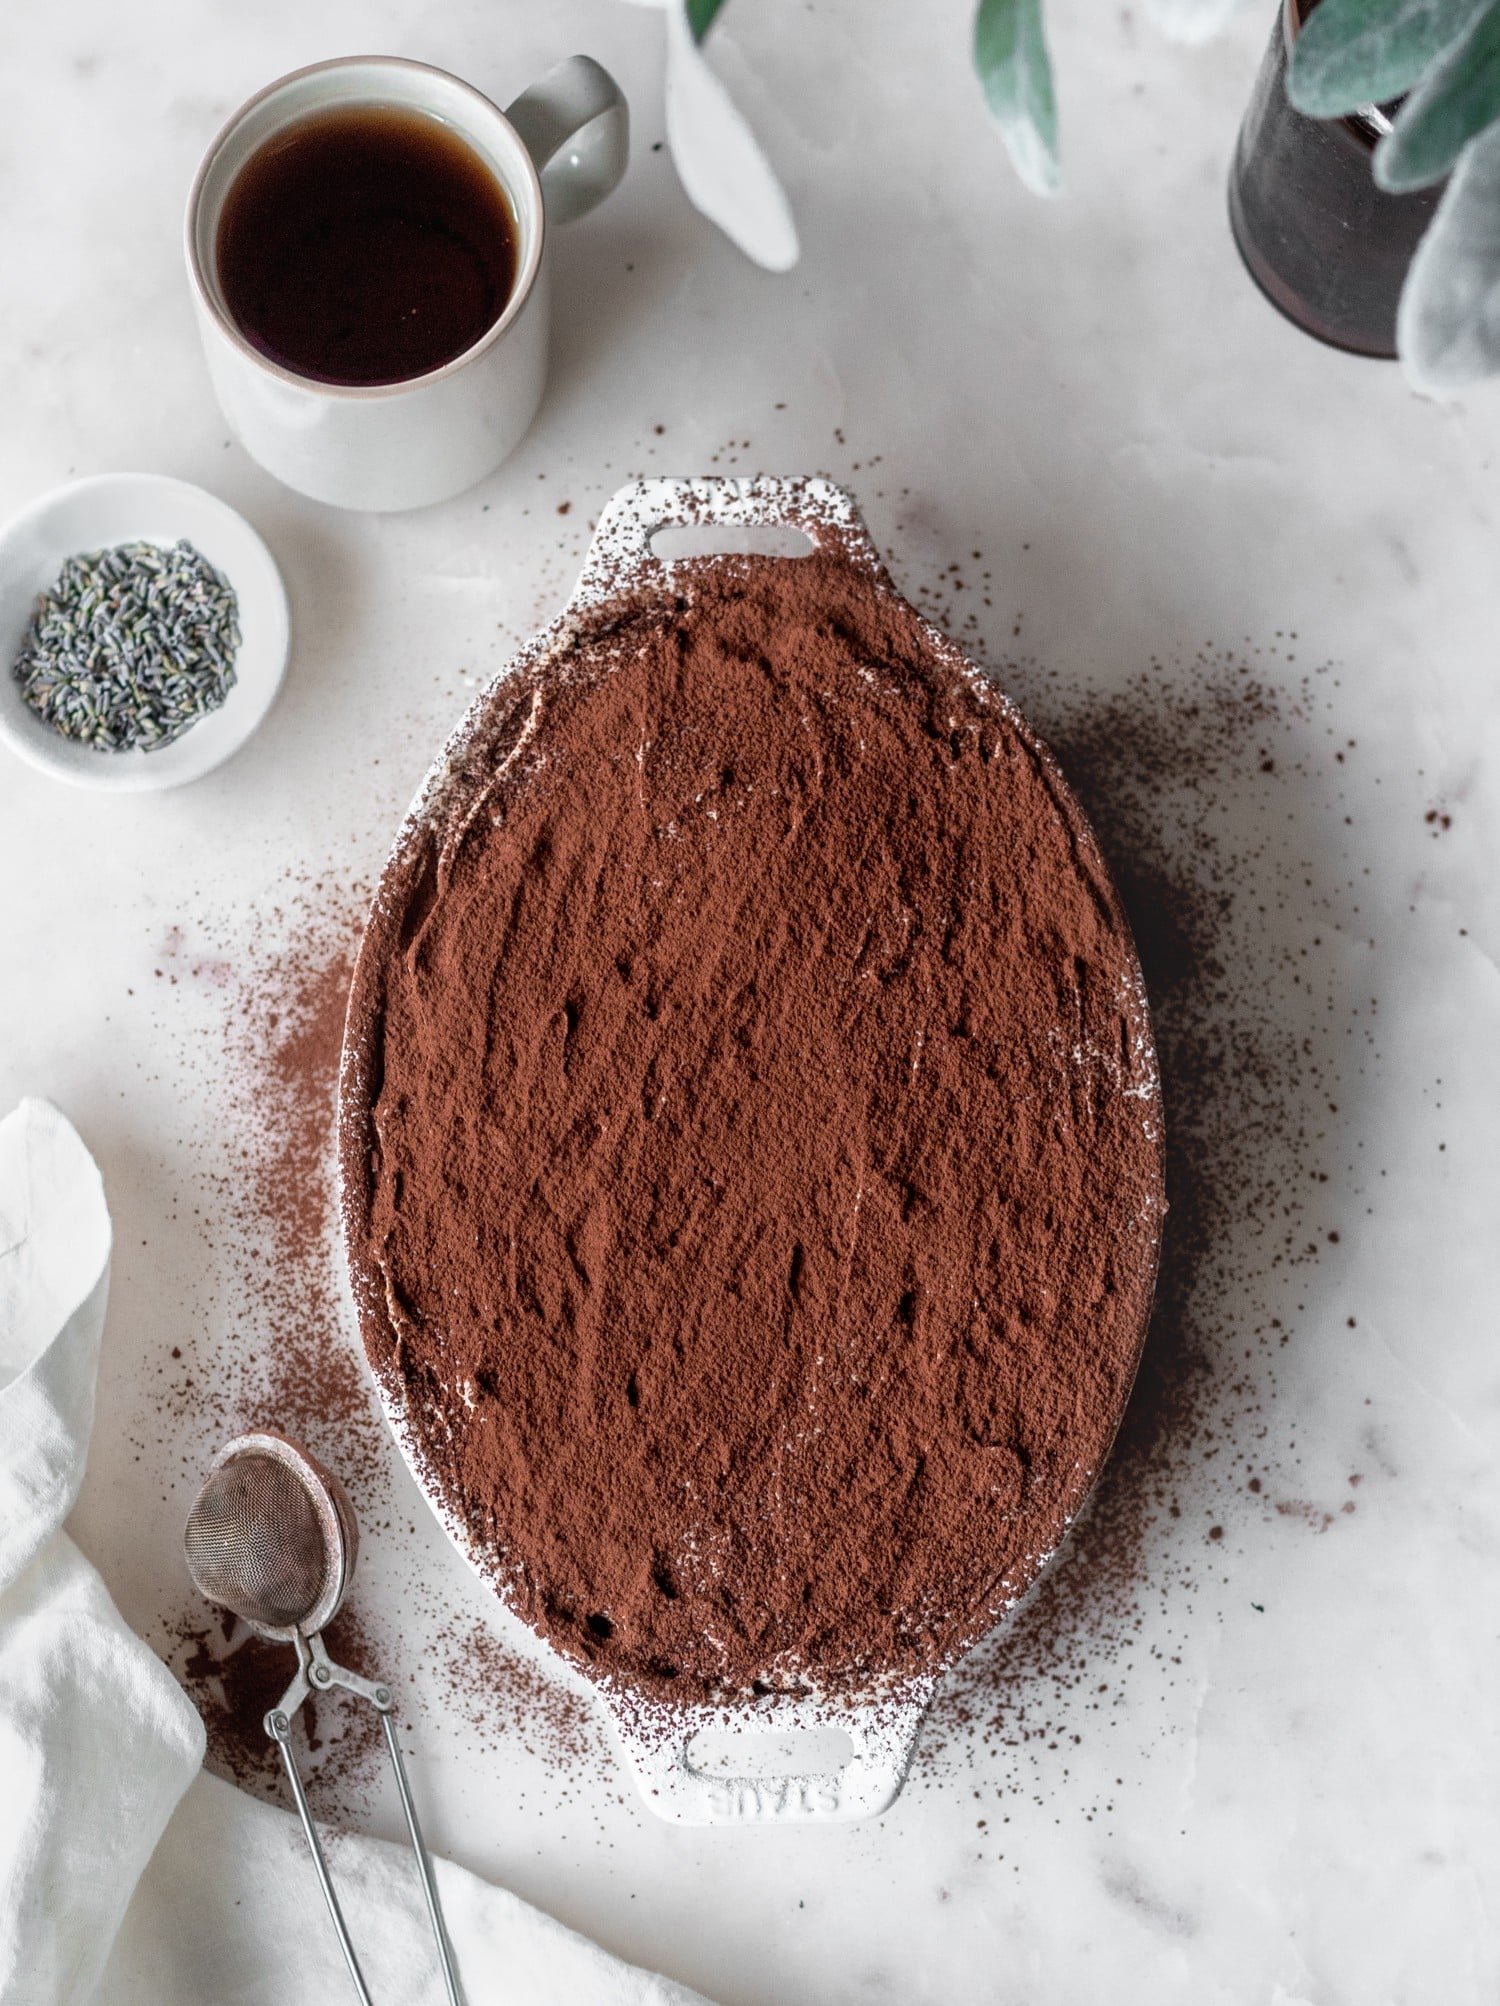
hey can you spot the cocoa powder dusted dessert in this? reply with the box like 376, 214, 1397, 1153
340, 543, 1164, 1704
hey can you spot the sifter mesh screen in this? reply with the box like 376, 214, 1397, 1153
184, 1449, 337, 1632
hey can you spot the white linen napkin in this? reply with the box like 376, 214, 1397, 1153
0, 1096, 202, 2004
0, 1099, 711, 2006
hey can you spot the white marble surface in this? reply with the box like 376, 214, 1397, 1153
3, 0, 1499, 2000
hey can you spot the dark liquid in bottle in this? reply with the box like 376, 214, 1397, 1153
216, 103, 519, 386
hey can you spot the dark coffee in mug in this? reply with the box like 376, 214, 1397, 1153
215, 103, 519, 386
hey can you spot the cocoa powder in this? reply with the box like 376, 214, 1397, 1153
341, 548, 1165, 1703
167, 1604, 382, 1801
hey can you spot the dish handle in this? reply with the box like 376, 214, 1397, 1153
601, 1679, 934, 1826
569, 474, 893, 609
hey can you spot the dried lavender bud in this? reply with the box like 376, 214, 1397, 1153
12, 538, 239, 753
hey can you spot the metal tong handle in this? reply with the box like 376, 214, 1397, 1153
265, 1631, 464, 2006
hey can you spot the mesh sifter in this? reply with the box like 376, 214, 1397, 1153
184, 1432, 463, 2005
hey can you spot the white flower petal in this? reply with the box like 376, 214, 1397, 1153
664, 0, 800, 271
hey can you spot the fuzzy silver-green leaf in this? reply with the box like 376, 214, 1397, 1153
1399, 117, 1500, 387
1376, 0, 1500, 188
974, 0, 1061, 196
1289, 0, 1490, 117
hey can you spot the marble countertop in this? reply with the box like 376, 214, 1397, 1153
3, 0, 1498, 2000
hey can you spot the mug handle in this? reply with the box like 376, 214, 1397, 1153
507, 55, 630, 226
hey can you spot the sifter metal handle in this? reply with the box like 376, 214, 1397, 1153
266, 1713, 374, 2006
266, 1632, 464, 2006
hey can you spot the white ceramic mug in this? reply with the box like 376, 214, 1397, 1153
185, 54, 629, 512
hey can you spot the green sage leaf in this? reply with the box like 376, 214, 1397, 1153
974, 0, 1062, 195
1289, 0, 1489, 117
1398, 117, 1500, 389
687, 0, 728, 43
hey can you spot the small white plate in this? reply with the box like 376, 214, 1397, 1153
0, 473, 289, 792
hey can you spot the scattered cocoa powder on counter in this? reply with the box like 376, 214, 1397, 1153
149, 901, 398, 1816
208, 923, 390, 1500
439, 1620, 600, 1768
166, 1602, 384, 1804
342, 547, 1166, 1704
